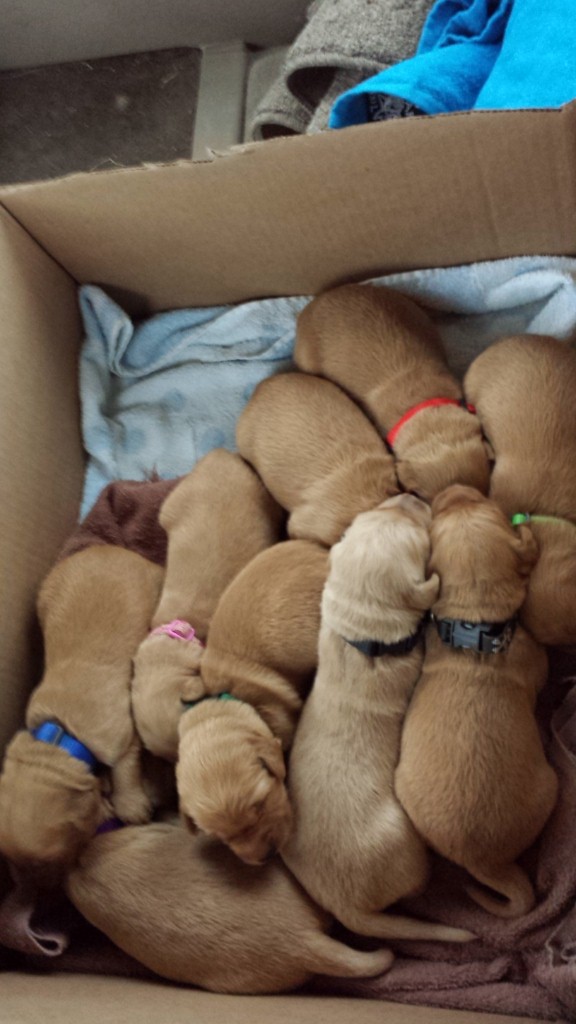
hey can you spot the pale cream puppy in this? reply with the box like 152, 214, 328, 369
0, 546, 162, 887
283, 495, 473, 946
132, 449, 284, 761
177, 539, 328, 866
294, 283, 490, 500
396, 485, 558, 917
67, 823, 393, 992
236, 371, 399, 547
465, 334, 576, 645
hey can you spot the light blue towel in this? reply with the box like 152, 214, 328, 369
79, 255, 576, 518
330, 0, 512, 127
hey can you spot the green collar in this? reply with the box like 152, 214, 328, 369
181, 692, 241, 712
512, 512, 576, 529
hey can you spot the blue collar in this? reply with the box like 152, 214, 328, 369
30, 721, 100, 772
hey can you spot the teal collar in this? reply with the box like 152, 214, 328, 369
181, 692, 241, 712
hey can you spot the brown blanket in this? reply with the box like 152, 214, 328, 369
2, 479, 575, 1020
58, 476, 179, 565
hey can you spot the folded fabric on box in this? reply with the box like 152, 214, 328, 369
248, 0, 434, 139
80, 255, 576, 518
330, 0, 512, 127
330, 0, 576, 128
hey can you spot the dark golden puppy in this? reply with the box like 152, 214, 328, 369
236, 372, 398, 547
465, 334, 576, 645
294, 284, 491, 500
67, 824, 393, 992
177, 539, 328, 865
396, 486, 558, 918
0, 546, 162, 886
132, 449, 283, 761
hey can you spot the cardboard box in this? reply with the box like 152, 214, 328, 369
2, 104, 574, 1022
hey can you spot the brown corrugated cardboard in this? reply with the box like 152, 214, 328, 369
1, 107, 574, 1021
2, 105, 576, 314
1, 974, 539, 1024
0, 209, 84, 757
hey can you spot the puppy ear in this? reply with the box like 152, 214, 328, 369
180, 672, 205, 703
410, 572, 440, 610
483, 437, 496, 463
180, 809, 199, 834
255, 736, 286, 782
512, 523, 539, 575
431, 485, 484, 517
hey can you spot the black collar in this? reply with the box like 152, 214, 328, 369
344, 617, 426, 658
434, 615, 517, 654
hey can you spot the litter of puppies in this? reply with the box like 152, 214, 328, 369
0, 283, 573, 998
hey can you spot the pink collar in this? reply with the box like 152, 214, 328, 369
386, 397, 476, 448
150, 620, 202, 643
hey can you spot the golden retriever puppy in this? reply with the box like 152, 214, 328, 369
132, 450, 283, 761
465, 334, 576, 645
396, 486, 558, 918
67, 823, 393, 991
294, 284, 491, 500
177, 539, 329, 865
0, 546, 162, 887
283, 495, 471, 946
236, 372, 399, 547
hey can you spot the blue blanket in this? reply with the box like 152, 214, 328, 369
330, 0, 576, 128
79, 256, 576, 518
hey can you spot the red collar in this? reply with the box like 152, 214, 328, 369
386, 397, 476, 448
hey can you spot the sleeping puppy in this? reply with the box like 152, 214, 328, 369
396, 486, 558, 918
67, 823, 393, 992
132, 449, 284, 761
283, 495, 472, 946
177, 539, 329, 865
294, 283, 491, 500
236, 372, 399, 547
0, 546, 162, 888
465, 334, 576, 645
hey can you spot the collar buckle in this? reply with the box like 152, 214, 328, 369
435, 616, 516, 655
30, 721, 100, 772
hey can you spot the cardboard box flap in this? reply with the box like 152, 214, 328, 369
2, 105, 576, 314
1, 974, 540, 1024
0, 207, 84, 755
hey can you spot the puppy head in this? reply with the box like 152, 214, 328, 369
430, 486, 539, 619
177, 708, 291, 866
323, 493, 439, 639
395, 411, 492, 502
520, 521, 576, 645
132, 632, 204, 761
0, 732, 102, 887
288, 452, 399, 547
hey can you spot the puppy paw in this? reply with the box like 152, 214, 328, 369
112, 786, 152, 825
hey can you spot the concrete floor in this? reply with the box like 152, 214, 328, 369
0, 48, 201, 185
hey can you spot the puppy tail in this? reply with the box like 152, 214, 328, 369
340, 911, 475, 943
465, 863, 535, 919
304, 934, 394, 978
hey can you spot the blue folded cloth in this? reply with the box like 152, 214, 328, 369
79, 256, 576, 519
330, 0, 512, 127
474, 0, 576, 110
79, 288, 307, 517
